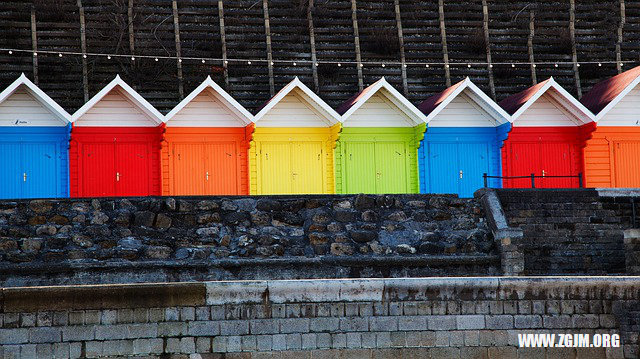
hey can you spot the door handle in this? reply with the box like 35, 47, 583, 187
206, 171, 209, 181
459, 170, 463, 179
542, 170, 546, 177
376, 172, 381, 179
23, 172, 27, 182
116, 172, 120, 181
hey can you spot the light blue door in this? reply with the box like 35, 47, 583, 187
458, 142, 490, 198
23, 142, 58, 198
0, 142, 23, 199
427, 142, 459, 195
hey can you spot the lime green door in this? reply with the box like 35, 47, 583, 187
344, 142, 377, 193
375, 141, 408, 194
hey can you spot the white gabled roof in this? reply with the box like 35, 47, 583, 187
420, 77, 510, 125
253, 77, 341, 125
505, 77, 595, 124
339, 77, 427, 126
165, 76, 253, 125
0, 73, 71, 124
71, 75, 164, 124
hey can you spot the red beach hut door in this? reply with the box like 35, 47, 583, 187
116, 142, 150, 196
509, 142, 540, 188
539, 142, 574, 188
82, 143, 116, 197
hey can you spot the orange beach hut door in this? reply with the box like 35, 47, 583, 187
613, 141, 640, 187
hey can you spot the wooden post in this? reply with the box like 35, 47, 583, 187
528, 10, 537, 85
307, 0, 320, 93
172, 0, 184, 99
217, 0, 229, 87
30, 7, 38, 85
616, 0, 626, 73
128, 0, 135, 55
77, 0, 89, 101
350, 0, 364, 91
262, 0, 275, 96
438, 0, 451, 87
482, 0, 496, 100
568, 0, 581, 97
394, 0, 408, 96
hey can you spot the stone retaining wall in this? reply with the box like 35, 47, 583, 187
0, 195, 497, 286
0, 277, 637, 358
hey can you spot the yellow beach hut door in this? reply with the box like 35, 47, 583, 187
260, 141, 324, 194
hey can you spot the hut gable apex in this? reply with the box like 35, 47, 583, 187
253, 77, 340, 127
419, 77, 510, 127
71, 75, 163, 127
500, 77, 594, 126
0, 73, 70, 126
165, 76, 252, 127
338, 78, 426, 127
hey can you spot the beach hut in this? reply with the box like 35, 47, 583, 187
499, 77, 595, 188
418, 78, 511, 197
250, 77, 341, 195
163, 76, 254, 196
581, 66, 640, 188
0, 74, 71, 199
70, 75, 164, 197
335, 78, 426, 194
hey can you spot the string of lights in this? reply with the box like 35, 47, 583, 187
1, 47, 633, 69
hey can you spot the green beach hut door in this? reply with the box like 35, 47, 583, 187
344, 141, 408, 194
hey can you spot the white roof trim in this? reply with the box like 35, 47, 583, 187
425, 77, 510, 125
71, 75, 164, 124
0, 73, 71, 124
591, 75, 640, 122
253, 77, 341, 125
341, 77, 427, 125
165, 76, 253, 125
510, 77, 595, 124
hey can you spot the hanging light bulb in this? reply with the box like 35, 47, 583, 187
511, 63, 515, 68
403, 64, 407, 68
201, 59, 205, 63
467, 64, 471, 68
576, 63, 580, 67
337, 63, 341, 67
489, 64, 493, 68
445, 64, 449, 68
270, 61, 274, 65
8, 50, 12, 55
533, 63, 537, 68
107, 55, 111, 60
598, 63, 602, 67
224, 60, 228, 65
33, 52, 37, 57
58, 53, 63, 57
620, 62, 624, 67
155, 58, 159, 62
131, 56, 135, 61
178, 58, 182, 63
293, 62, 297, 66
425, 64, 429, 68
554, 63, 558, 67
359, 63, 363, 68
248, 61, 252, 65
83, 54, 87, 59
381, 63, 385, 67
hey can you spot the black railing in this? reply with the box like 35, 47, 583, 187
483, 172, 583, 189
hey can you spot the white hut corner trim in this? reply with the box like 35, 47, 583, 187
71, 75, 164, 126
165, 76, 253, 127
510, 77, 595, 126
425, 77, 510, 127
340, 77, 427, 127
592, 75, 640, 125
0, 73, 71, 126
253, 77, 341, 127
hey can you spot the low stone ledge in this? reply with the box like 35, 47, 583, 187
2, 282, 206, 313
3, 276, 640, 313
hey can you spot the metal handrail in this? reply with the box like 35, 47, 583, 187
483, 172, 583, 189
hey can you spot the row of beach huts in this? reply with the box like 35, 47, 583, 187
0, 66, 639, 199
